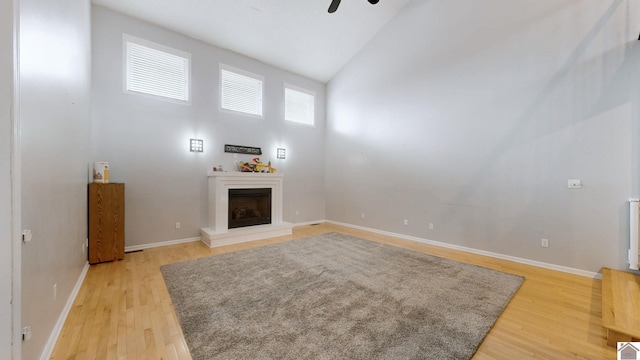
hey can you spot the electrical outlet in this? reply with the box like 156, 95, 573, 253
541, 238, 549, 248
53, 283, 57, 300
22, 229, 32, 243
295, 210, 299, 216
361, 213, 365, 219
403, 219, 408, 226
175, 222, 181, 229
429, 223, 434, 230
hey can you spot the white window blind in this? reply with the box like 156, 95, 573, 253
220, 66, 263, 116
124, 35, 190, 102
285, 85, 315, 126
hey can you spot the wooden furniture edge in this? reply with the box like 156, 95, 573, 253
601, 267, 640, 347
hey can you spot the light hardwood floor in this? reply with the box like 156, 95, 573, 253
50, 223, 615, 359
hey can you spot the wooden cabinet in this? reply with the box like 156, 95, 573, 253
88, 183, 125, 264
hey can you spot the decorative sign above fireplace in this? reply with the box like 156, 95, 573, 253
224, 144, 262, 155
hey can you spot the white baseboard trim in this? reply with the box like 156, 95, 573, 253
326, 220, 601, 279
293, 219, 327, 227
40, 261, 90, 360
124, 236, 202, 253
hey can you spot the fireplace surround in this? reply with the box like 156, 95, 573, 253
200, 172, 293, 247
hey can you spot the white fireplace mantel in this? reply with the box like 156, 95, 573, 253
200, 172, 292, 247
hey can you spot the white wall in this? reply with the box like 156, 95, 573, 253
0, 0, 16, 356
91, 6, 326, 247
19, 0, 92, 358
326, 0, 640, 273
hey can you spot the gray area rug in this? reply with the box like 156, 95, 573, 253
161, 232, 524, 359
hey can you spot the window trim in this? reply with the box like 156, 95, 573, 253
219, 64, 264, 118
284, 83, 315, 127
123, 34, 191, 104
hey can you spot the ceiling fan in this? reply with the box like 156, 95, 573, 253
328, 0, 380, 13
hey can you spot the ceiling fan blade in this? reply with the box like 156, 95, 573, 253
328, 0, 341, 13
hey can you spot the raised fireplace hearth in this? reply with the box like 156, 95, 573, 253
200, 172, 292, 247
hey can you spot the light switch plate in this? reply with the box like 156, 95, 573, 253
22, 229, 32, 242
568, 179, 582, 189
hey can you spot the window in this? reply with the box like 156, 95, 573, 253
220, 65, 263, 117
124, 34, 190, 102
284, 84, 315, 126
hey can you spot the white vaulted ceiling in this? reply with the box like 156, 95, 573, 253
91, 0, 412, 83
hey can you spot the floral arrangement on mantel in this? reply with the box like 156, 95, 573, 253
237, 158, 277, 173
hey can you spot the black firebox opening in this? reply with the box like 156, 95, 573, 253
228, 188, 272, 229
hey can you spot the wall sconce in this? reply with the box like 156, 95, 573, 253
190, 139, 204, 152
277, 148, 286, 159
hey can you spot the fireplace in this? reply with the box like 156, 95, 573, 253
228, 188, 272, 229
200, 172, 292, 248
